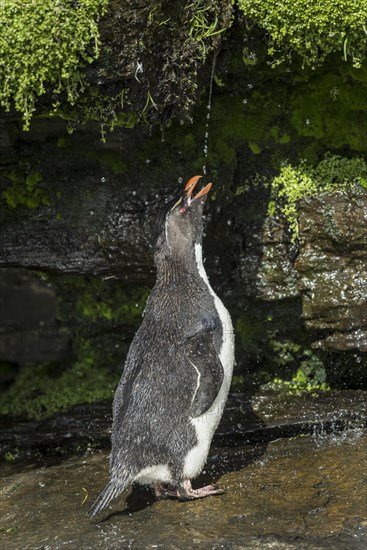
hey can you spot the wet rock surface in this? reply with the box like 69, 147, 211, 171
1, 391, 365, 465
255, 216, 299, 301
0, 391, 366, 550
296, 187, 367, 351
0, 269, 70, 365
254, 186, 367, 353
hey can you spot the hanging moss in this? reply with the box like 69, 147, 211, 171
238, 0, 367, 68
0, 0, 108, 129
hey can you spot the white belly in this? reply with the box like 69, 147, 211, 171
183, 244, 235, 479
135, 464, 172, 485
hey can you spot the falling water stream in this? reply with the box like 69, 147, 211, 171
202, 51, 218, 176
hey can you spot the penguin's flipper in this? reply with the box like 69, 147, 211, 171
183, 330, 224, 418
88, 475, 130, 518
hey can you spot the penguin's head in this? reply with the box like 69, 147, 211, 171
155, 176, 212, 265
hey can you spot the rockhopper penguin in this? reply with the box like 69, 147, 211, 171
89, 176, 235, 516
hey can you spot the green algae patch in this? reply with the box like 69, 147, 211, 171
264, 340, 330, 396
2, 170, 50, 209
0, 342, 118, 420
89, 150, 127, 175
268, 154, 367, 240
0, 0, 108, 129
0, 275, 151, 420
290, 68, 367, 151
270, 355, 330, 396
59, 276, 150, 324
238, 0, 367, 69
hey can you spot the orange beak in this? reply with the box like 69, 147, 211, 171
184, 175, 212, 204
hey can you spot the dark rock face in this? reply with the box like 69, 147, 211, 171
93, 0, 233, 123
296, 187, 367, 351
255, 186, 367, 353
0, 118, 366, 366
0, 3, 366, 396
0, 120, 158, 280
0, 269, 70, 365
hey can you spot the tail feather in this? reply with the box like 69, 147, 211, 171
88, 476, 130, 518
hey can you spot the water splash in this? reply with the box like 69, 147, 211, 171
202, 51, 218, 176
311, 413, 365, 448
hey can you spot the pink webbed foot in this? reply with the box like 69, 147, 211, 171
153, 480, 225, 500
177, 479, 225, 500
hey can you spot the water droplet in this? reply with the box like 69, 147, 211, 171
178, 177, 183, 184
101, 177, 105, 183
203, 165, 206, 175
305, 118, 310, 125
227, 220, 232, 226
247, 83, 253, 89
145, 159, 150, 164
90, 211, 94, 216
206, 113, 210, 120
242, 98, 248, 104
132, 191, 137, 195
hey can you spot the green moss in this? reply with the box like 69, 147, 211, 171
0, 0, 108, 129
271, 353, 330, 396
248, 142, 261, 154
54, 91, 138, 141
0, 342, 118, 420
4, 451, 16, 463
69, 277, 150, 323
290, 69, 367, 151
270, 126, 291, 145
265, 340, 330, 395
57, 137, 66, 148
206, 92, 280, 169
188, 1, 228, 61
236, 314, 265, 355
238, 0, 367, 69
268, 154, 367, 240
90, 150, 128, 175
2, 170, 50, 209
231, 374, 247, 392
270, 339, 302, 368
0, 275, 152, 419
